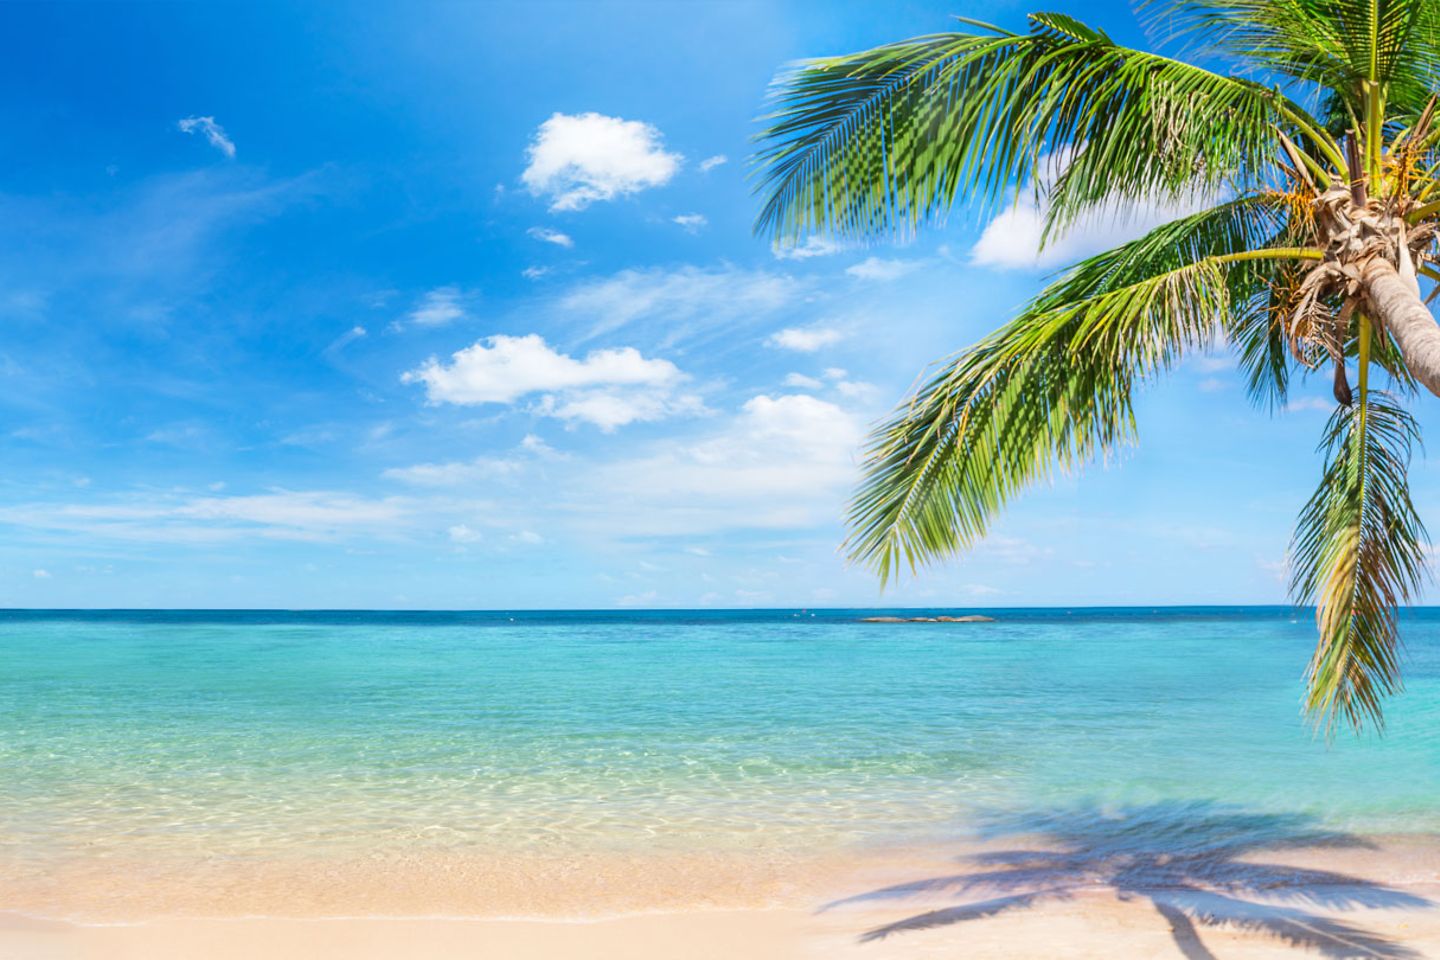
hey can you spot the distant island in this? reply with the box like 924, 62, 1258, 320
859, 615, 995, 623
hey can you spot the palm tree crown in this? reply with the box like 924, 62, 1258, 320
754, 0, 1440, 733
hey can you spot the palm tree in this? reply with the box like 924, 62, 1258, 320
754, 1, 1440, 734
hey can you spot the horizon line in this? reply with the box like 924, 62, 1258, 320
0, 603, 1355, 613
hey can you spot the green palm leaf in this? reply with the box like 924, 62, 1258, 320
754, 15, 1307, 244
1159, 0, 1440, 120
846, 200, 1306, 581
1289, 387, 1429, 733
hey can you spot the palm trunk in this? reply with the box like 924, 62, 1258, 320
1362, 257, 1440, 398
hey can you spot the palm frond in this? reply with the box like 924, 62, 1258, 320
1230, 264, 1306, 408
1226, 190, 1320, 409
1289, 390, 1429, 733
846, 200, 1302, 581
754, 15, 1307, 244
1159, 0, 1440, 120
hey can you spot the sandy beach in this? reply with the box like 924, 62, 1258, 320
5, 835, 1439, 958
9, 894, 1440, 960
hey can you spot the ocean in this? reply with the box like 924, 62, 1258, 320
3, 607, 1438, 919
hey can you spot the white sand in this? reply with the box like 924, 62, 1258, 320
5, 837, 1439, 958
5, 893, 1440, 960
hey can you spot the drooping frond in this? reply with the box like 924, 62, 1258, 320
1289, 390, 1429, 733
754, 14, 1308, 244
1159, 0, 1440, 119
845, 200, 1307, 581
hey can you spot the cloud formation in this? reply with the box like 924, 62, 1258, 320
771, 235, 842, 260
383, 456, 524, 486
970, 151, 1211, 269
527, 226, 574, 248
586, 393, 863, 534
560, 264, 799, 342
846, 257, 923, 281
402, 333, 699, 430
521, 112, 681, 211
402, 287, 469, 328
177, 116, 236, 158
767, 325, 845, 352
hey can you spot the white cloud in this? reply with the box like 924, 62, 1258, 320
522, 266, 550, 280
32, 568, 50, 579
171, 492, 407, 533
698, 155, 728, 173
672, 213, 708, 233
772, 235, 842, 260
177, 116, 236, 158
448, 524, 483, 544
402, 333, 699, 431
583, 394, 864, 534
783, 372, 824, 389
535, 388, 704, 431
561, 265, 799, 342
520, 433, 560, 457
527, 227, 574, 248
1198, 377, 1227, 393
846, 257, 923, 281
404, 334, 680, 405
521, 112, 682, 211
383, 456, 523, 486
510, 530, 544, 545
834, 379, 878, 399
385, 433, 570, 487
970, 150, 1212, 270
972, 195, 1207, 269
767, 325, 845, 352
401, 286, 470, 329
324, 325, 367, 355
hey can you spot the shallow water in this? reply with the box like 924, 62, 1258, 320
2, 607, 1437, 870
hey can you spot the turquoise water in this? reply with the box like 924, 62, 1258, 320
3, 608, 1439, 864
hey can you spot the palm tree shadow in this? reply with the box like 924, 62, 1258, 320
827, 801, 1432, 958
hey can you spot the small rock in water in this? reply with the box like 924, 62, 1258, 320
859, 615, 995, 623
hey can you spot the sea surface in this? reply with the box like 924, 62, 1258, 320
2, 607, 1439, 917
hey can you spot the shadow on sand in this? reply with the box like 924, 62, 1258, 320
824, 801, 1433, 958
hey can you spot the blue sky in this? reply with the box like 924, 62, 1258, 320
0, 0, 1429, 609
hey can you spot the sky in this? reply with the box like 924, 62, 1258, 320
1, 0, 1434, 610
